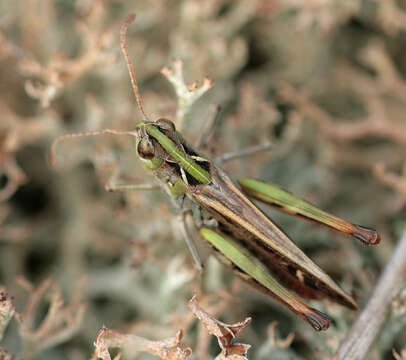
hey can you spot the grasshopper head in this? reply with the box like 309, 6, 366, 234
134, 119, 177, 170
135, 118, 177, 162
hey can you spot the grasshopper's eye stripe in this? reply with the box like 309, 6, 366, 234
145, 124, 211, 184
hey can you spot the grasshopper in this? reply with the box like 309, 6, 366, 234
51, 14, 380, 331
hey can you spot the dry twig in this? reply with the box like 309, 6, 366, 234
267, 321, 294, 348
0, 288, 15, 342
15, 277, 86, 359
336, 229, 406, 360
393, 348, 406, 360
93, 327, 192, 360
374, 162, 406, 206
278, 84, 406, 146
161, 59, 213, 131
188, 295, 251, 360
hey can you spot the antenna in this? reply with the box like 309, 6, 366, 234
49, 129, 135, 166
120, 13, 148, 121
49, 14, 146, 166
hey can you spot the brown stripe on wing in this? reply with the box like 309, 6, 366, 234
205, 233, 330, 331
237, 178, 380, 245
189, 163, 358, 310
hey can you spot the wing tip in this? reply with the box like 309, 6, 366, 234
304, 308, 330, 331
353, 225, 381, 245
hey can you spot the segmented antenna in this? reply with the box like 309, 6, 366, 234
120, 13, 148, 121
49, 129, 134, 166
49, 14, 146, 166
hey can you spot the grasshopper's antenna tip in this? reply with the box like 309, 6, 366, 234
124, 13, 136, 24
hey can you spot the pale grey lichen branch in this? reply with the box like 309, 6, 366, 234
161, 59, 213, 132
0, 289, 15, 342
336, 228, 406, 360
14, 278, 86, 360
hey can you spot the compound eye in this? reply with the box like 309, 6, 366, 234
137, 137, 155, 159
156, 118, 176, 132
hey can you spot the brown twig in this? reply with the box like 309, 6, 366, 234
14, 277, 86, 359
188, 295, 251, 359
374, 161, 406, 205
93, 327, 191, 360
277, 83, 406, 146
335, 229, 406, 360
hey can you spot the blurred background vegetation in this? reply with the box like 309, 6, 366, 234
1, 0, 406, 359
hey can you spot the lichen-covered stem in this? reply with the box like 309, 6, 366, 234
336, 229, 406, 360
